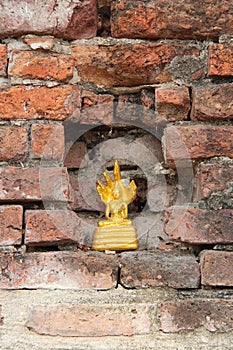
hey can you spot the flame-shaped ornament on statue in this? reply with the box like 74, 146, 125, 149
92, 160, 138, 251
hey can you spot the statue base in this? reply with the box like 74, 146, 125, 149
92, 222, 138, 251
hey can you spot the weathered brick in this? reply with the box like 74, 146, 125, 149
0, 251, 118, 289
71, 42, 201, 87
111, 0, 233, 40
116, 89, 155, 127
23, 35, 55, 50
191, 83, 233, 121
0, 44, 7, 76
208, 44, 233, 77
9, 50, 74, 82
159, 299, 233, 333
0, 206, 23, 246
25, 210, 83, 246
120, 251, 200, 289
155, 86, 190, 124
0, 167, 72, 203
197, 162, 233, 199
0, 85, 80, 120
64, 142, 88, 169
163, 125, 233, 164
165, 207, 233, 244
31, 124, 64, 161
201, 251, 233, 287
0, 126, 28, 162
81, 90, 114, 124
27, 303, 151, 336
0, 0, 97, 40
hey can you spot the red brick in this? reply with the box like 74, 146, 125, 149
120, 251, 200, 289
31, 124, 64, 161
116, 89, 155, 127
27, 303, 150, 336
191, 83, 233, 121
208, 44, 233, 77
9, 50, 74, 82
165, 207, 233, 244
23, 35, 55, 50
0, 126, 28, 162
201, 251, 233, 287
197, 162, 233, 199
111, 0, 233, 40
159, 299, 233, 333
71, 42, 201, 87
81, 90, 114, 124
25, 210, 83, 246
156, 86, 190, 124
163, 125, 233, 164
0, 206, 23, 246
64, 142, 88, 169
64, 0, 98, 39
0, 167, 72, 203
0, 251, 118, 289
0, 85, 80, 120
0, 0, 97, 40
0, 44, 7, 76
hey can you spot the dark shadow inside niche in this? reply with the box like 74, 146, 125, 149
63, 123, 167, 215
97, 0, 111, 37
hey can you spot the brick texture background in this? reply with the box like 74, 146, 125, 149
0, 0, 233, 349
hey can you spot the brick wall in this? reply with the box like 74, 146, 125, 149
0, 1, 233, 349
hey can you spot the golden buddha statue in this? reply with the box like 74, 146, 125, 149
92, 160, 138, 251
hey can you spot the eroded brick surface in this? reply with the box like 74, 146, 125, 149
0, 126, 28, 162
165, 207, 233, 244
201, 251, 233, 287
0, 0, 98, 39
191, 83, 233, 121
0, 206, 23, 246
197, 162, 233, 199
27, 303, 151, 336
31, 124, 64, 161
0, 167, 72, 203
23, 35, 55, 50
81, 90, 114, 124
111, 0, 233, 40
71, 42, 201, 87
0, 251, 118, 289
9, 50, 74, 82
0, 85, 80, 120
208, 44, 233, 77
120, 251, 200, 289
163, 125, 233, 164
159, 299, 233, 333
25, 210, 84, 246
155, 86, 190, 124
